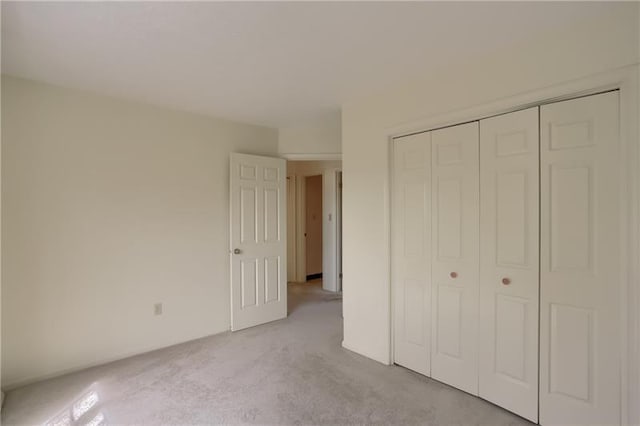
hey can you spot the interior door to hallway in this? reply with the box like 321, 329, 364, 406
230, 153, 287, 331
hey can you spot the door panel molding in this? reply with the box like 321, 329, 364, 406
430, 121, 480, 396
230, 153, 287, 331
540, 91, 621, 425
478, 106, 539, 422
392, 131, 432, 377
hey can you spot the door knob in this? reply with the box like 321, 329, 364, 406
233, 248, 241, 255
449, 272, 458, 279
502, 277, 511, 285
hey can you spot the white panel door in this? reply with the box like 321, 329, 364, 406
479, 107, 539, 422
230, 153, 287, 331
392, 131, 432, 376
431, 122, 480, 395
540, 92, 620, 425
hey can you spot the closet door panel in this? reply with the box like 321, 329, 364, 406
431, 122, 480, 395
392, 132, 432, 376
479, 107, 539, 422
540, 91, 620, 425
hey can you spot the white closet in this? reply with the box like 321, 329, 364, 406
392, 91, 621, 425
430, 122, 480, 395
392, 131, 432, 377
478, 107, 539, 422
539, 92, 621, 425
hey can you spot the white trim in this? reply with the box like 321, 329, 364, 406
336, 170, 343, 293
287, 160, 344, 284
280, 153, 342, 161
387, 65, 635, 138
387, 138, 396, 366
2, 328, 226, 390
296, 176, 307, 282
286, 175, 298, 283
386, 64, 639, 425
295, 170, 344, 288
321, 168, 343, 292
342, 340, 392, 365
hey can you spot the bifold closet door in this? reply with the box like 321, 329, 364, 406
392, 132, 432, 377
478, 107, 539, 422
431, 122, 480, 395
540, 91, 620, 425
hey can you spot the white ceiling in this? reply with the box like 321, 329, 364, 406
1, 2, 621, 128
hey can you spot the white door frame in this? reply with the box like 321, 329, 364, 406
290, 169, 343, 290
296, 174, 307, 282
283, 155, 343, 288
286, 175, 297, 283
285, 170, 309, 283
302, 173, 323, 280
322, 169, 343, 292
387, 65, 639, 424
336, 170, 343, 292
290, 172, 313, 283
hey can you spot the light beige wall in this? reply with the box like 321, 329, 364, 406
278, 112, 341, 155
304, 175, 323, 276
1, 76, 278, 387
341, 3, 639, 368
635, 9, 640, 425
0, 4, 3, 396
0, 142, 2, 402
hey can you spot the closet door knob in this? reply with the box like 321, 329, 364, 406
450, 272, 458, 279
502, 277, 511, 285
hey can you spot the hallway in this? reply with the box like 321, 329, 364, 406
3, 282, 530, 425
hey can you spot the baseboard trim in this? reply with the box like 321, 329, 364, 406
341, 340, 392, 366
3, 328, 230, 391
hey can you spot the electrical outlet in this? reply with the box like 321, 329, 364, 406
154, 303, 163, 316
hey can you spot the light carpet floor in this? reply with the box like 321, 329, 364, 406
2, 281, 532, 425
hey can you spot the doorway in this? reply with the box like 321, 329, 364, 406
305, 175, 323, 280
286, 160, 342, 293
